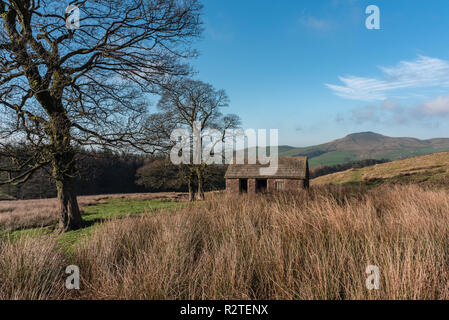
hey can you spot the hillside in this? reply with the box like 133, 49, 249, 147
311, 151, 449, 188
279, 132, 449, 167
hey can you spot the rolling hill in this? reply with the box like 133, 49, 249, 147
311, 151, 449, 188
279, 132, 449, 167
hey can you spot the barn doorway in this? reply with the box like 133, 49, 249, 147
239, 179, 248, 193
256, 179, 267, 193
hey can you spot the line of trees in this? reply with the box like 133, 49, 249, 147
0, 150, 146, 199
0, 150, 228, 200
1, 155, 393, 200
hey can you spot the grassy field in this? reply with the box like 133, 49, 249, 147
0, 193, 186, 252
1, 182, 449, 299
1, 153, 449, 300
311, 151, 449, 187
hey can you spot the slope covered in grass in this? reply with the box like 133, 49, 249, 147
311, 151, 449, 187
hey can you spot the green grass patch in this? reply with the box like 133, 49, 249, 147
81, 198, 181, 222
60, 198, 183, 254
1, 227, 52, 242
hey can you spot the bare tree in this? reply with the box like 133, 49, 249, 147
156, 79, 240, 200
0, 0, 202, 231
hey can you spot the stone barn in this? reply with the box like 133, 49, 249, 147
225, 157, 309, 194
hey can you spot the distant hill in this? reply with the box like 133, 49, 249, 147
278, 132, 449, 167
311, 151, 449, 188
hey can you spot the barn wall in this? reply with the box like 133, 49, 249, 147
227, 178, 308, 194
248, 179, 256, 193
226, 179, 239, 193
267, 179, 276, 191
285, 179, 306, 190
267, 179, 306, 191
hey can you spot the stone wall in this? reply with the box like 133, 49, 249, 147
227, 178, 307, 194
226, 179, 239, 193
268, 179, 305, 191
248, 179, 256, 193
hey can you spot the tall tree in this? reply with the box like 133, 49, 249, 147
0, 0, 202, 231
156, 79, 240, 200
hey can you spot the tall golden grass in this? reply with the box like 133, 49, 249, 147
1, 185, 448, 299
0, 237, 70, 299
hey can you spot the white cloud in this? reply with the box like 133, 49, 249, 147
326, 56, 449, 101
326, 76, 390, 100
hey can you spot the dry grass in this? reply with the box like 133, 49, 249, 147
312, 151, 449, 187
2, 184, 447, 300
73, 185, 449, 300
0, 236, 71, 300
0, 192, 186, 232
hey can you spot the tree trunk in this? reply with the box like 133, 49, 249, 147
48, 112, 83, 232
56, 175, 83, 232
196, 167, 205, 201
188, 175, 195, 202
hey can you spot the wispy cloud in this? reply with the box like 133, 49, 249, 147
326, 56, 449, 101
299, 15, 334, 32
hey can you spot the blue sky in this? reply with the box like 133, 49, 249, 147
191, 0, 449, 146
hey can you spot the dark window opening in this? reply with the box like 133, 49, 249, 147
256, 179, 267, 193
239, 179, 248, 193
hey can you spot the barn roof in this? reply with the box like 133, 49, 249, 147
225, 156, 308, 179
